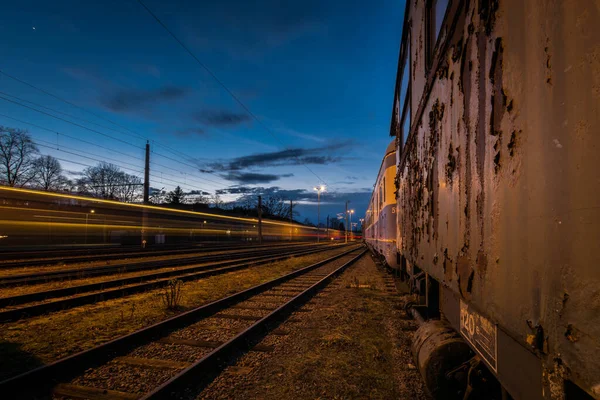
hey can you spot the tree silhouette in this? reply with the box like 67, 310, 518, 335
0, 126, 39, 187
166, 186, 186, 205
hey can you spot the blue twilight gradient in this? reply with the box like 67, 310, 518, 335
0, 0, 404, 224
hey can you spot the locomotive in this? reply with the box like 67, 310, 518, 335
368, 0, 600, 399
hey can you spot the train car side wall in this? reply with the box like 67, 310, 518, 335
395, 0, 599, 398
365, 144, 398, 268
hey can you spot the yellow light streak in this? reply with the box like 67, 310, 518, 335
0, 187, 317, 230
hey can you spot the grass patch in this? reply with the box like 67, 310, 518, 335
0, 247, 348, 381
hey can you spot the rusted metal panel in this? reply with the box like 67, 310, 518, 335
396, 0, 600, 398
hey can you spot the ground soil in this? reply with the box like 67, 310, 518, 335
196, 252, 429, 399
0, 246, 352, 382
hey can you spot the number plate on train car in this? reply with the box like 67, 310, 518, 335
460, 300, 498, 372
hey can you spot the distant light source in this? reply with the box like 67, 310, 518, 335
90, 210, 95, 214
203, 220, 207, 224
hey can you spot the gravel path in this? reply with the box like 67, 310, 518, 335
52, 249, 363, 398
195, 252, 429, 400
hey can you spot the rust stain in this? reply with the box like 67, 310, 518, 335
457, 248, 473, 299
476, 249, 488, 275
478, 0, 499, 36
446, 142, 457, 185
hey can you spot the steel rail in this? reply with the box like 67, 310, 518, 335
0, 243, 321, 286
144, 247, 367, 399
0, 245, 348, 321
0, 245, 330, 307
0, 241, 311, 269
0, 245, 362, 398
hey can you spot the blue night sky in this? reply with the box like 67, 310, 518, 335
0, 0, 404, 225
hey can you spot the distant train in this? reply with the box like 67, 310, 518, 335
368, 1, 599, 399
363, 140, 398, 268
0, 186, 342, 248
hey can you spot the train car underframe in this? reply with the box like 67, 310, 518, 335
400, 260, 594, 400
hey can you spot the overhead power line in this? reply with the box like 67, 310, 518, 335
0, 95, 142, 149
0, 90, 145, 140
0, 113, 145, 162
135, 0, 328, 186
0, 69, 147, 141
0, 113, 218, 194
0, 70, 226, 185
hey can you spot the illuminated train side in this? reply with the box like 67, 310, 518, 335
363, 140, 398, 268
0, 187, 341, 246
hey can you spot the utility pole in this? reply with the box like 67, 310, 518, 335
326, 215, 329, 240
290, 200, 293, 241
144, 141, 150, 203
345, 201, 349, 244
258, 195, 263, 244
142, 141, 150, 247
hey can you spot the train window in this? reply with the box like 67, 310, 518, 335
399, 30, 411, 146
401, 101, 411, 145
426, 0, 450, 69
434, 0, 449, 40
383, 177, 386, 201
399, 44, 410, 111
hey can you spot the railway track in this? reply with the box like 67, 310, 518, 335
0, 242, 310, 270
0, 244, 347, 321
0, 245, 365, 399
0, 243, 321, 286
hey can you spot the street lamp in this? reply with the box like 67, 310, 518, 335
313, 185, 326, 242
348, 209, 355, 241
85, 209, 95, 245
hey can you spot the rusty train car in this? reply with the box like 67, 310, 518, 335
363, 140, 399, 268
369, 0, 600, 399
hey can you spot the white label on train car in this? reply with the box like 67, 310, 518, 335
460, 300, 498, 372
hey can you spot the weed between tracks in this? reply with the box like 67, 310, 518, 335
0, 247, 347, 381
196, 255, 427, 399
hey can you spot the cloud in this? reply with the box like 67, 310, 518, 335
64, 169, 85, 177
194, 110, 251, 127
221, 172, 293, 184
174, 127, 206, 137
102, 86, 189, 113
187, 190, 211, 196
204, 144, 346, 172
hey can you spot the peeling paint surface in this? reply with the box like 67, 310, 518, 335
395, 0, 600, 398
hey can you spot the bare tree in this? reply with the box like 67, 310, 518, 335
188, 190, 209, 205
77, 162, 142, 202
149, 188, 167, 204
0, 126, 39, 187
211, 193, 223, 209
113, 172, 142, 202
262, 195, 294, 219
32, 155, 65, 191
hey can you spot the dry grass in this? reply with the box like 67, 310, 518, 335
196, 254, 428, 400
0, 247, 348, 381
0, 246, 324, 298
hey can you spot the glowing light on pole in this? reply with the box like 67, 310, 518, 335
348, 209, 355, 241
313, 185, 326, 242
85, 209, 95, 244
